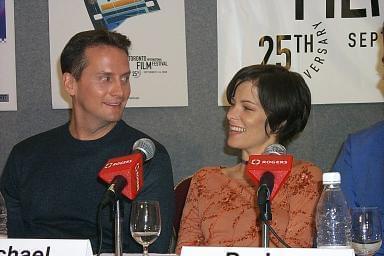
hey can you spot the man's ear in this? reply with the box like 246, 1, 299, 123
62, 72, 76, 96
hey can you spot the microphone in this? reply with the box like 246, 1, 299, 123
99, 138, 156, 206
264, 143, 286, 155
258, 172, 275, 203
257, 171, 274, 222
250, 144, 294, 248
246, 144, 293, 200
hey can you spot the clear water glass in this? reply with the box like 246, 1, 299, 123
130, 200, 161, 256
351, 207, 382, 256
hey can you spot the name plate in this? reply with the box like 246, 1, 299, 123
181, 246, 355, 256
0, 239, 93, 256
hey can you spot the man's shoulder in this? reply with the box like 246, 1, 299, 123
349, 120, 384, 144
13, 124, 67, 151
119, 121, 168, 154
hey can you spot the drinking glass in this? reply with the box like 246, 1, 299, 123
130, 200, 161, 256
351, 207, 382, 256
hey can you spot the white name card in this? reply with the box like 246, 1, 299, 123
181, 246, 355, 256
0, 239, 93, 256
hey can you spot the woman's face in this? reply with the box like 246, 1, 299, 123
226, 81, 277, 156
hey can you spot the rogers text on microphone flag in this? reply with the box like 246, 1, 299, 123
98, 138, 155, 201
247, 145, 293, 200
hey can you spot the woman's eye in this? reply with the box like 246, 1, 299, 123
244, 106, 254, 111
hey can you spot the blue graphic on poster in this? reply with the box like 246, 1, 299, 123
84, 0, 160, 30
0, 0, 5, 42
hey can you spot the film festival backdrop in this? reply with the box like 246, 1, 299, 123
218, 0, 384, 105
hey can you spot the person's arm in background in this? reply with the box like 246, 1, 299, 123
333, 135, 357, 207
175, 173, 203, 254
283, 162, 322, 248
333, 135, 358, 209
0, 146, 26, 237
333, 131, 384, 256
134, 143, 175, 253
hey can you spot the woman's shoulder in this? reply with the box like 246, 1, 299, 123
290, 159, 323, 182
191, 166, 224, 179
282, 159, 323, 197
183, 166, 228, 198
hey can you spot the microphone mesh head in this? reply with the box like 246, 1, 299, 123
132, 138, 156, 161
264, 144, 286, 155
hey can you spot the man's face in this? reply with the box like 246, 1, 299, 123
66, 45, 131, 128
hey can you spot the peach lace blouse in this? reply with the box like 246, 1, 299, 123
176, 160, 322, 254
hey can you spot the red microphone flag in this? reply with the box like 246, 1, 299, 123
98, 152, 144, 200
247, 154, 293, 200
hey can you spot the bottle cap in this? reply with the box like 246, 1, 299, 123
322, 172, 341, 184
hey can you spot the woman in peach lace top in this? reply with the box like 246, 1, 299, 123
176, 65, 322, 254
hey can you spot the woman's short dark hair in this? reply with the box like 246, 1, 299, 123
60, 29, 131, 80
226, 64, 311, 145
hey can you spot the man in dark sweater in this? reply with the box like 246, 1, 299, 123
0, 30, 175, 254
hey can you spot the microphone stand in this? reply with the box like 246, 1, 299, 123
113, 199, 123, 256
257, 184, 272, 248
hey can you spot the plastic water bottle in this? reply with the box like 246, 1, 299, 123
0, 192, 7, 238
316, 172, 351, 248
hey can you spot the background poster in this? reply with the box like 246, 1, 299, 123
49, 0, 188, 108
218, 0, 384, 105
0, 0, 5, 41
0, 0, 16, 111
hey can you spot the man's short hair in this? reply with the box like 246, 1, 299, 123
60, 30, 131, 80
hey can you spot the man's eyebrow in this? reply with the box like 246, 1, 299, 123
97, 71, 113, 75
96, 71, 131, 76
